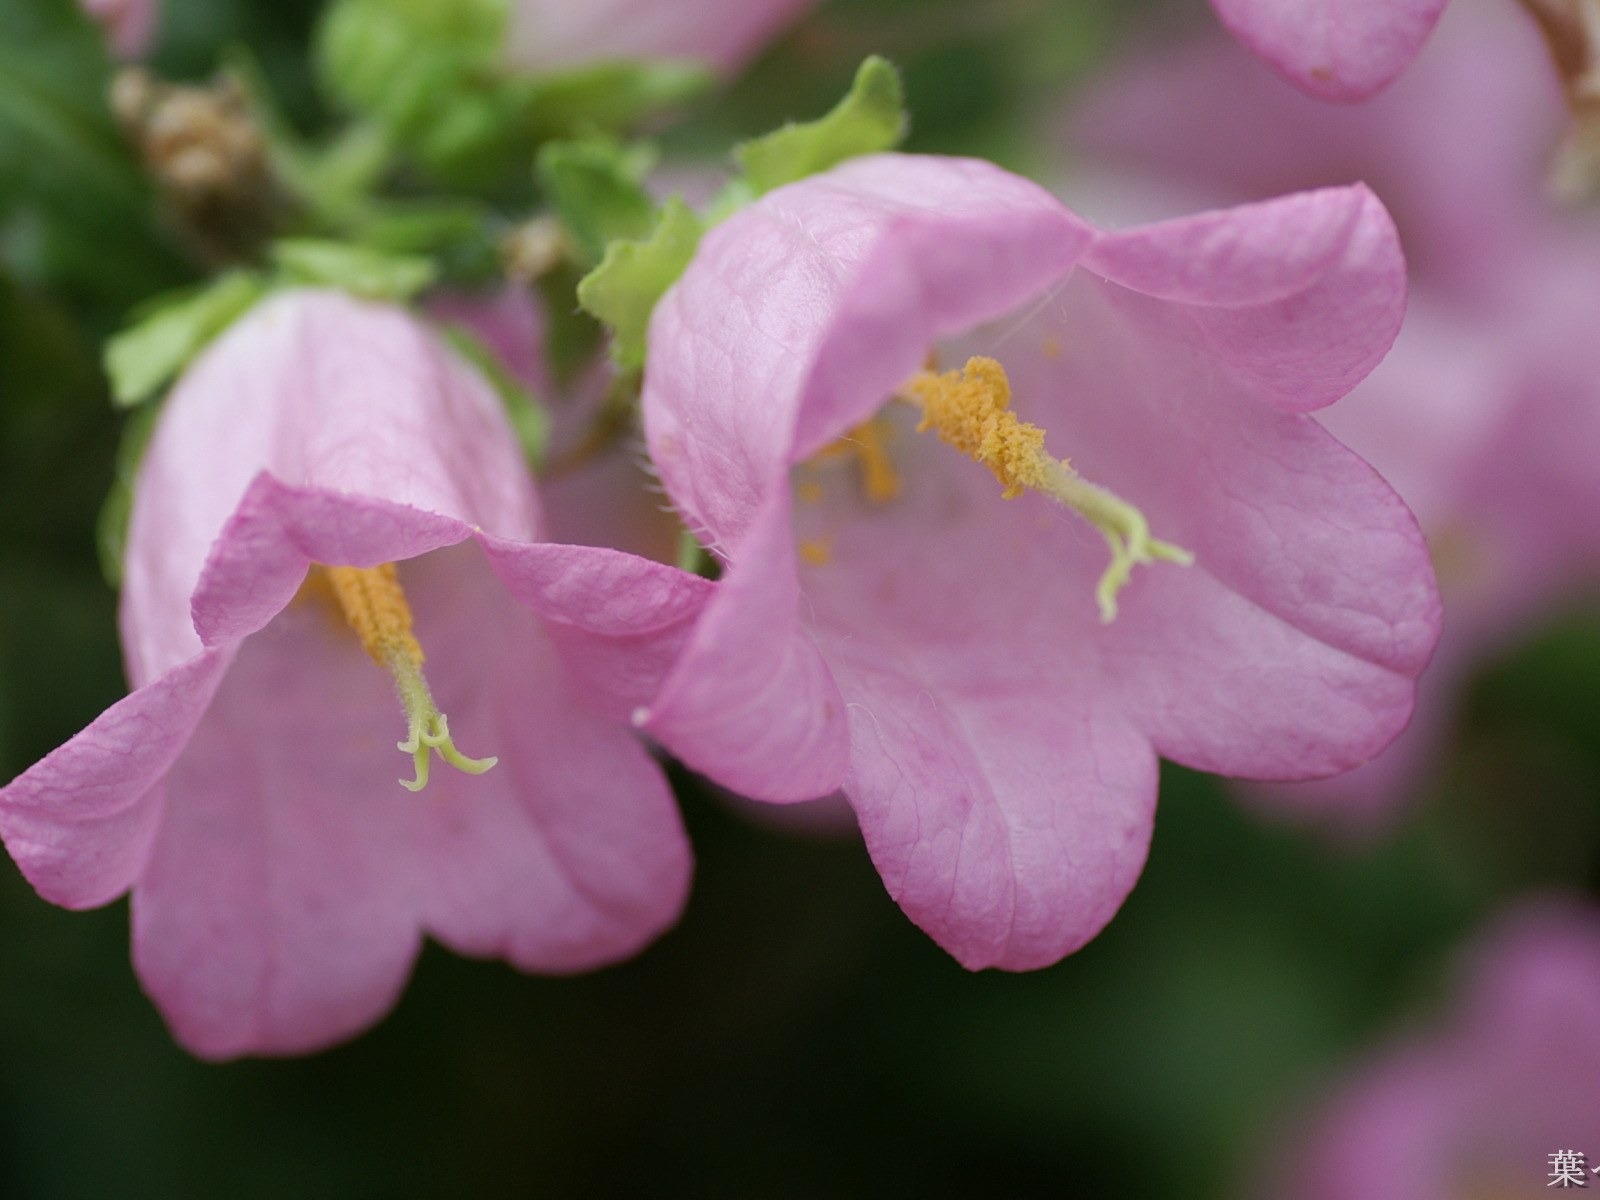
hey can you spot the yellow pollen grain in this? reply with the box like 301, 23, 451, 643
1041, 335, 1062, 360
814, 416, 903, 504
904, 356, 1061, 500
324, 563, 425, 671
798, 537, 833, 566
848, 418, 902, 503
796, 478, 825, 505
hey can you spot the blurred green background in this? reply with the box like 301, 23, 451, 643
2, 0, 1598, 1196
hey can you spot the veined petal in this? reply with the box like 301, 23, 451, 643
645, 153, 1091, 547
642, 493, 850, 802
0, 647, 230, 910
134, 544, 690, 1060
1209, 0, 1449, 102
1084, 186, 1406, 411
122, 289, 539, 684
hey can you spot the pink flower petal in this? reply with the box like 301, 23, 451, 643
123, 289, 539, 683
0, 648, 230, 911
1209, 0, 1450, 102
504, 0, 818, 74
1086, 186, 1405, 411
134, 543, 693, 1060
643, 492, 849, 801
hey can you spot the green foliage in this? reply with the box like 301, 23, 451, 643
734, 56, 907, 196
271, 239, 437, 301
536, 139, 658, 266
518, 60, 710, 141
102, 273, 268, 409
576, 199, 704, 371
317, 0, 708, 192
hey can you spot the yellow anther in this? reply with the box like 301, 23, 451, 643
903, 357, 1060, 500
322, 564, 497, 791
815, 416, 904, 504
849, 419, 903, 503
798, 537, 833, 567
325, 563, 425, 673
899, 356, 1194, 623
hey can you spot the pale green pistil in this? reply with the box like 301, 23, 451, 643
324, 564, 498, 791
900, 356, 1193, 622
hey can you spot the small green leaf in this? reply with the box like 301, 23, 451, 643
576, 199, 703, 371
441, 326, 551, 468
271, 239, 438, 301
536, 264, 604, 387
536, 139, 658, 266
103, 273, 268, 409
520, 61, 712, 140
734, 57, 907, 196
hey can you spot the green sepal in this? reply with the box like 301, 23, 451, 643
536, 139, 658, 266
518, 61, 711, 141
96, 402, 161, 586
271, 239, 438, 301
536, 264, 604, 387
104, 273, 269, 410
441, 326, 551, 469
319, 0, 709, 189
576, 199, 704, 371
734, 57, 907, 197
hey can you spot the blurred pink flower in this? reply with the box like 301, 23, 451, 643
1269, 899, 1600, 1199
431, 286, 685, 565
81, 0, 158, 59
504, 0, 818, 74
1076, 0, 1600, 830
1209, 0, 1449, 101
637, 152, 1440, 970
0, 290, 709, 1059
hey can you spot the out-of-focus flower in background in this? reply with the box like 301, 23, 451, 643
638, 151, 1439, 970
1208, 0, 1448, 102
505, 0, 821, 75
1265, 897, 1600, 1199
432, 285, 685, 566
80, 0, 158, 59
1074, 0, 1600, 831
0, 289, 707, 1059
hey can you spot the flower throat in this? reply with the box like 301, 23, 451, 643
900, 356, 1192, 622
324, 564, 498, 792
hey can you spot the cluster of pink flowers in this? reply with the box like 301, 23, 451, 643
6, 20, 1584, 1178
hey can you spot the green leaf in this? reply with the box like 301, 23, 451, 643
103, 273, 268, 409
734, 57, 907, 196
536, 139, 658, 266
536, 264, 604, 387
319, 0, 709, 190
440, 326, 551, 469
519, 61, 712, 140
271, 239, 438, 301
576, 199, 703, 371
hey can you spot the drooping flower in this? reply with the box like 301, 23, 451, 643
1208, 0, 1450, 102
636, 152, 1440, 969
1075, 0, 1600, 829
81, 0, 158, 59
0, 289, 709, 1059
503, 0, 819, 75
1266, 899, 1600, 1199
